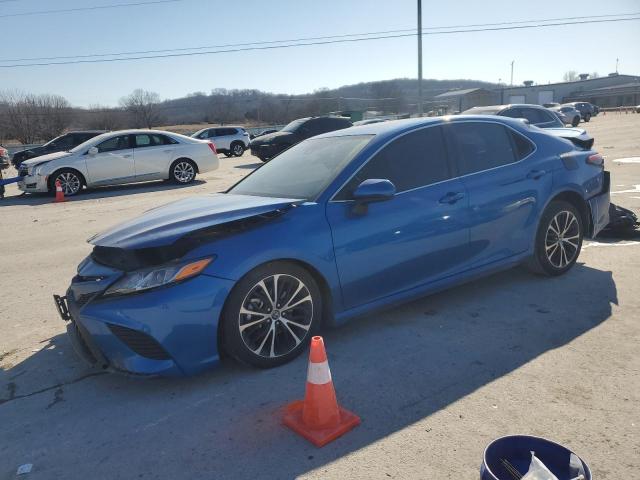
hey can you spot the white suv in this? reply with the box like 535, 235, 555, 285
191, 126, 250, 157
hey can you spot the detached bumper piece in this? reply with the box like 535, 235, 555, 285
53, 294, 71, 321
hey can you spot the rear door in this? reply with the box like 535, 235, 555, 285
133, 133, 177, 180
213, 128, 234, 150
326, 125, 470, 309
445, 121, 552, 268
84, 134, 135, 184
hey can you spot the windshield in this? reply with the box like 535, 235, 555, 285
43, 135, 65, 147
229, 135, 372, 200
69, 133, 108, 153
192, 128, 208, 138
281, 118, 308, 132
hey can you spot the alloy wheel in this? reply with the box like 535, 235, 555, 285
238, 274, 313, 358
174, 161, 195, 183
545, 210, 580, 268
56, 172, 81, 195
232, 144, 244, 156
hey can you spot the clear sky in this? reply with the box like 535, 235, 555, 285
1, 0, 639, 107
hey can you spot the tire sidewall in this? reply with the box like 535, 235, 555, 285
170, 159, 196, 184
533, 201, 583, 276
221, 261, 322, 368
49, 168, 83, 196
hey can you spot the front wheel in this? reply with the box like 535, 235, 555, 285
584, 113, 591, 122
170, 159, 196, 184
571, 116, 580, 127
231, 142, 245, 157
49, 169, 83, 196
526, 201, 583, 276
221, 262, 322, 368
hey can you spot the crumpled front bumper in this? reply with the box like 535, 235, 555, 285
57, 271, 235, 376
17, 173, 48, 192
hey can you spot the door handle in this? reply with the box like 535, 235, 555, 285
439, 192, 465, 204
526, 169, 546, 180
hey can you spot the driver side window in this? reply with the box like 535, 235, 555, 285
97, 135, 131, 153
334, 126, 451, 200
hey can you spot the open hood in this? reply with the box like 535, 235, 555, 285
89, 193, 300, 249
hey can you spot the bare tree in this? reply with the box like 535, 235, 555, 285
563, 70, 578, 82
0, 90, 72, 143
591, 71, 600, 79
86, 104, 126, 130
119, 89, 164, 128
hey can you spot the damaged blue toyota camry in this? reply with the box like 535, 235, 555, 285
54, 116, 610, 376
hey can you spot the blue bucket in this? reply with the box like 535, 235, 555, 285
481, 435, 591, 480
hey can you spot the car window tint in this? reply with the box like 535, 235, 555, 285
500, 108, 523, 119
97, 135, 131, 153
151, 134, 177, 145
511, 131, 535, 159
54, 135, 75, 148
448, 122, 517, 175
336, 126, 450, 199
135, 135, 153, 148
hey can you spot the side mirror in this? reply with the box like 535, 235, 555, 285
88, 146, 98, 156
352, 179, 396, 203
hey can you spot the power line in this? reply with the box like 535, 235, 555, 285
2, 12, 638, 63
1, 16, 639, 68
0, 0, 183, 19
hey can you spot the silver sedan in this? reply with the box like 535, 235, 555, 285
18, 129, 219, 196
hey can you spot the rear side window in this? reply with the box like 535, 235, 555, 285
336, 126, 450, 199
448, 122, 517, 175
519, 108, 547, 124
510, 131, 535, 159
500, 108, 523, 119
152, 134, 177, 145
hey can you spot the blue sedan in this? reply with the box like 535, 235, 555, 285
54, 116, 610, 376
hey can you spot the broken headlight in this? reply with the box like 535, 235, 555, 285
103, 258, 213, 297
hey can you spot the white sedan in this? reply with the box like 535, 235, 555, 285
17, 129, 219, 196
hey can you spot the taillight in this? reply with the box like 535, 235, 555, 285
208, 142, 217, 155
586, 153, 604, 166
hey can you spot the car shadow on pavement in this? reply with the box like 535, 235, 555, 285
235, 162, 263, 169
0, 263, 616, 479
0, 179, 207, 207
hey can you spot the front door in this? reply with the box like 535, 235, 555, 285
326, 125, 470, 309
84, 134, 135, 185
444, 121, 553, 268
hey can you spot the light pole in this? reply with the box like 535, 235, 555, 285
417, 0, 423, 116
510, 60, 514, 86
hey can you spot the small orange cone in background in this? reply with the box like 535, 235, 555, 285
283, 336, 360, 447
54, 180, 66, 203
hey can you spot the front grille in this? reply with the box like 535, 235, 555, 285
107, 324, 171, 360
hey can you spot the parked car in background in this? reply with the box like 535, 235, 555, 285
18, 130, 219, 196
191, 126, 249, 157
592, 105, 600, 116
55, 116, 610, 376
11, 131, 105, 168
542, 102, 560, 108
353, 118, 387, 126
250, 129, 278, 140
550, 105, 581, 127
249, 116, 352, 161
563, 102, 595, 122
462, 104, 565, 128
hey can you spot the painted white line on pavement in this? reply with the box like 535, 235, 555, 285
612, 185, 640, 195
583, 241, 640, 249
613, 157, 640, 164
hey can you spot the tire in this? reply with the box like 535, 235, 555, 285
49, 168, 84, 196
170, 159, 196, 184
230, 142, 245, 157
571, 116, 580, 127
221, 261, 322, 368
584, 113, 591, 122
526, 200, 583, 276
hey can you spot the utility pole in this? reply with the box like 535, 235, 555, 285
616, 57, 619, 73
510, 60, 514, 86
417, 0, 423, 116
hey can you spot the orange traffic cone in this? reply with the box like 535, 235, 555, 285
54, 180, 66, 203
283, 336, 360, 447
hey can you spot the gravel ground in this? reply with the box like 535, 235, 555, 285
0, 115, 638, 479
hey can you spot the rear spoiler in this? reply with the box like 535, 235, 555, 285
542, 127, 594, 150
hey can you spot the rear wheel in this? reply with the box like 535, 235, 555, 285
221, 262, 322, 368
170, 159, 196, 184
231, 142, 245, 157
526, 201, 583, 276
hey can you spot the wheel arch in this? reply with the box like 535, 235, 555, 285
171, 157, 199, 174
215, 257, 335, 358
48, 166, 87, 191
547, 190, 592, 236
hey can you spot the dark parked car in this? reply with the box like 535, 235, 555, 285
249, 116, 352, 161
462, 104, 565, 129
12, 131, 105, 168
563, 102, 595, 122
